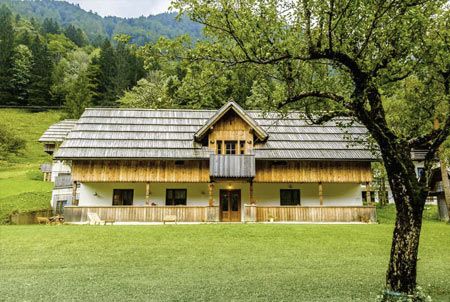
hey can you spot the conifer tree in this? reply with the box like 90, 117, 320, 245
28, 36, 53, 106
11, 44, 33, 106
93, 39, 117, 106
0, 5, 15, 104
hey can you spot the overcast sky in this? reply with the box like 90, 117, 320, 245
67, 0, 172, 18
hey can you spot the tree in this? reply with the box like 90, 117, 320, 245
28, 36, 53, 106
92, 39, 117, 106
119, 71, 173, 109
11, 44, 33, 106
64, 69, 94, 119
64, 24, 87, 47
173, 0, 450, 298
41, 17, 60, 35
0, 5, 15, 103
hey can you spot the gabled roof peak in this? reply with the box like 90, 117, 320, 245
194, 101, 269, 142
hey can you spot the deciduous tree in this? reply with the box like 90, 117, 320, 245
172, 0, 450, 298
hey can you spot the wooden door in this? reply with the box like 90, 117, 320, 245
220, 190, 241, 222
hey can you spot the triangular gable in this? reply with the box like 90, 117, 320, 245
194, 101, 268, 142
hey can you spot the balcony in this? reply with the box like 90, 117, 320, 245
209, 154, 255, 178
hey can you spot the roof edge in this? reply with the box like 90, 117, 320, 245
194, 101, 268, 142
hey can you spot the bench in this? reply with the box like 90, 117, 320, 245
163, 215, 177, 224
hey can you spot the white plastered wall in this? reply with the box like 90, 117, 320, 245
253, 183, 363, 206
51, 160, 71, 182
79, 182, 363, 219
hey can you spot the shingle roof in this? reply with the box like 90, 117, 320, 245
195, 101, 268, 142
54, 106, 376, 161
39, 120, 78, 143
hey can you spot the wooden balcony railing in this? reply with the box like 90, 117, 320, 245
64, 206, 220, 223
244, 205, 377, 223
209, 154, 255, 178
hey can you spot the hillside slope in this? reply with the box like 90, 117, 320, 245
0, 109, 62, 223
0, 0, 202, 44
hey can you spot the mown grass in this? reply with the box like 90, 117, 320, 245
0, 216, 449, 302
0, 109, 61, 221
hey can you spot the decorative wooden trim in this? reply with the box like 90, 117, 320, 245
318, 182, 324, 206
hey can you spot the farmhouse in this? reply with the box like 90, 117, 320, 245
44, 101, 378, 223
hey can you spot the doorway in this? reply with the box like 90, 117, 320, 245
220, 189, 241, 222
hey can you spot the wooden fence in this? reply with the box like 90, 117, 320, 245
9, 209, 53, 225
64, 206, 220, 223
244, 205, 377, 223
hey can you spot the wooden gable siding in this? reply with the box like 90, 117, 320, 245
208, 110, 254, 154
72, 160, 210, 182
254, 161, 372, 183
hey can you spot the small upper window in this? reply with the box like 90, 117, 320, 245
280, 189, 300, 206
417, 167, 425, 179
225, 141, 237, 155
239, 141, 245, 155
217, 141, 222, 155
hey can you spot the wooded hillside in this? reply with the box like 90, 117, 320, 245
0, 0, 202, 44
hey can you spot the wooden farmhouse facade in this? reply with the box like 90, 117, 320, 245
44, 101, 378, 223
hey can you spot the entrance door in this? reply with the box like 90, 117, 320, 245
220, 190, 241, 222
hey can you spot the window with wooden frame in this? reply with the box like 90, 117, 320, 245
225, 141, 237, 154
217, 141, 222, 155
112, 189, 134, 206
166, 189, 187, 206
280, 189, 301, 206
239, 141, 245, 154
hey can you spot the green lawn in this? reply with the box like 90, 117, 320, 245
0, 109, 62, 222
0, 209, 449, 302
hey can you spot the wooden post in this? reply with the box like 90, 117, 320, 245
318, 182, 324, 206
208, 182, 215, 206
366, 181, 372, 205
72, 181, 78, 206
145, 182, 150, 205
249, 180, 255, 204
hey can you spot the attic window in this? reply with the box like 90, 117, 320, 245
175, 160, 185, 166
272, 161, 288, 166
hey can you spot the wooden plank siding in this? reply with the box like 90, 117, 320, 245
208, 110, 254, 154
64, 206, 220, 223
253, 206, 377, 223
72, 159, 371, 183
72, 160, 210, 182
254, 161, 372, 183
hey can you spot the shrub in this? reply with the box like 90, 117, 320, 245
0, 124, 26, 159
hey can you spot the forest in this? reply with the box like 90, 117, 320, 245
0, 3, 258, 118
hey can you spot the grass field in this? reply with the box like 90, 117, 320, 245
0, 109, 62, 222
0, 207, 449, 302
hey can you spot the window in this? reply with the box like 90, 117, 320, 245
112, 189, 134, 206
217, 141, 222, 155
280, 189, 301, 206
417, 167, 425, 179
225, 141, 237, 154
239, 141, 245, 155
175, 160, 185, 166
56, 200, 67, 214
166, 189, 187, 205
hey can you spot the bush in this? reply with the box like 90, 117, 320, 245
0, 124, 26, 159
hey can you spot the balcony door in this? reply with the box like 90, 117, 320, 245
220, 189, 241, 222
